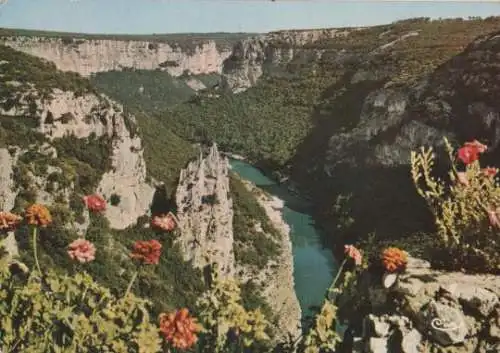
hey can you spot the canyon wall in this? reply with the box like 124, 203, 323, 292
0, 36, 233, 77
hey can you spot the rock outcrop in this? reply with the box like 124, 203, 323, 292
1, 36, 233, 77
0, 148, 18, 211
221, 29, 354, 93
175, 143, 235, 277
344, 257, 500, 353
0, 69, 154, 230
175, 144, 301, 341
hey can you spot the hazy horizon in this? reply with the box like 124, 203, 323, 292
1, 1, 500, 35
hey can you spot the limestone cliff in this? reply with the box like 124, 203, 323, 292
175, 144, 301, 341
220, 28, 354, 93
0, 36, 233, 77
175, 143, 235, 277
0, 46, 154, 230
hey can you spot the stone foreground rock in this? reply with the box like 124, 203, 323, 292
346, 257, 500, 353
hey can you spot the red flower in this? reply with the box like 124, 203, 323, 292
151, 212, 178, 232
130, 240, 162, 265
482, 167, 498, 178
457, 140, 487, 165
83, 194, 106, 213
67, 238, 96, 263
344, 245, 362, 266
159, 308, 201, 350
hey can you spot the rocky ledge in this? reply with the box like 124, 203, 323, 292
345, 257, 500, 353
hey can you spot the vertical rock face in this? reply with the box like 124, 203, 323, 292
175, 143, 235, 277
96, 107, 155, 230
38, 90, 155, 230
0, 37, 233, 77
0, 82, 154, 230
0, 148, 18, 211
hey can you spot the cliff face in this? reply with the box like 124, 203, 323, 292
0, 36, 232, 77
220, 28, 353, 92
175, 144, 235, 277
0, 45, 154, 231
175, 144, 301, 341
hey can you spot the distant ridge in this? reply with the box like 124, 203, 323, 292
0, 27, 260, 43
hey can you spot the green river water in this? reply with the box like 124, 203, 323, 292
229, 159, 338, 321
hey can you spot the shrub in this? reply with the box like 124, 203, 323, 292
195, 264, 272, 352
0, 267, 162, 352
411, 138, 500, 273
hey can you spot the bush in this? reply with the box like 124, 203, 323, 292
0, 264, 162, 352
411, 138, 500, 274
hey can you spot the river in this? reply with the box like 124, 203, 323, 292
229, 159, 338, 322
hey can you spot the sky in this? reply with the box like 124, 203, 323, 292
1, 0, 500, 34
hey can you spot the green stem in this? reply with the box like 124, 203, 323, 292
124, 269, 139, 298
327, 258, 347, 299
32, 226, 42, 275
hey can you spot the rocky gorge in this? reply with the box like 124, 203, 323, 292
0, 43, 302, 344
1, 17, 500, 353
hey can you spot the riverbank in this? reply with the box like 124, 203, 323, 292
239, 179, 302, 342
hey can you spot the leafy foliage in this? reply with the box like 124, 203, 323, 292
0, 264, 162, 353
92, 70, 221, 110
411, 138, 500, 273
230, 174, 281, 270
195, 265, 272, 353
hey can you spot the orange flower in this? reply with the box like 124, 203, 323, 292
0, 211, 22, 232
344, 245, 362, 266
83, 194, 106, 213
130, 240, 162, 265
25, 204, 52, 227
67, 238, 96, 263
159, 308, 201, 350
151, 212, 178, 232
381, 247, 408, 273
482, 167, 498, 178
